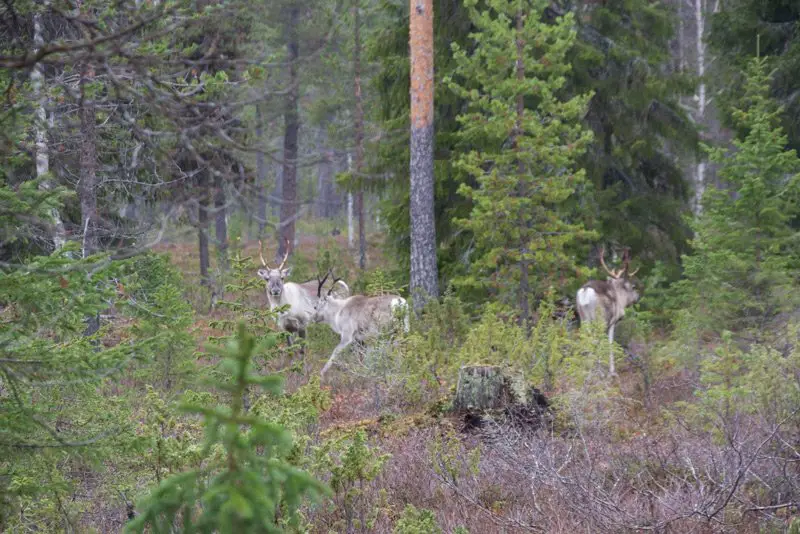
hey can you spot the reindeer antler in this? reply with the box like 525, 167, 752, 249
258, 240, 268, 267
598, 246, 624, 279
621, 248, 640, 277
328, 276, 344, 297
277, 238, 290, 270
317, 269, 332, 298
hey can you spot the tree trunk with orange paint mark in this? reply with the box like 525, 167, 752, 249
409, 0, 438, 311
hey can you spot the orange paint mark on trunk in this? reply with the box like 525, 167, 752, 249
409, 0, 434, 129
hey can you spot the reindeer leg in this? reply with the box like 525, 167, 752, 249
607, 322, 617, 376
298, 328, 307, 357
321, 334, 353, 377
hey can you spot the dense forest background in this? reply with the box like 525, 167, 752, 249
1, 0, 799, 531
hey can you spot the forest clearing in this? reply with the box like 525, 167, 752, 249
1, 0, 799, 532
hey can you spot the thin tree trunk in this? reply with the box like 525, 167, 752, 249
279, 6, 300, 260
353, 0, 367, 270
32, 11, 65, 250
198, 171, 210, 287
347, 153, 354, 249
315, 124, 336, 218
79, 63, 98, 258
79, 60, 100, 336
214, 174, 228, 270
693, 0, 706, 214
255, 104, 268, 237
409, 0, 439, 311
514, 11, 530, 334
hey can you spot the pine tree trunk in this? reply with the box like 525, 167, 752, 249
214, 174, 228, 270
279, 6, 300, 260
198, 172, 211, 287
79, 61, 100, 336
255, 103, 268, 237
409, 0, 439, 310
354, 0, 367, 270
32, 11, 65, 251
79, 63, 98, 259
315, 123, 337, 219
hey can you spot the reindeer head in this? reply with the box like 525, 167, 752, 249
256, 240, 291, 297
599, 247, 641, 306
313, 269, 344, 320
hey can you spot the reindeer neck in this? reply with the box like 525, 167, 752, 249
319, 296, 348, 326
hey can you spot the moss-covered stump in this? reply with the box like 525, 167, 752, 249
453, 365, 512, 412
452, 365, 550, 432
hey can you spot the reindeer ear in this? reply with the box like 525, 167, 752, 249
281, 267, 292, 278
257, 269, 269, 280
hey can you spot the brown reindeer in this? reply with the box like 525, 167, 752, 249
312, 270, 409, 377
576, 247, 640, 376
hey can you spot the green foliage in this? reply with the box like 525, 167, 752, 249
569, 0, 696, 270
709, 1, 800, 151
402, 290, 470, 388
373, 0, 695, 291
393, 504, 443, 534
127, 324, 327, 533
141, 385, 204, 485
210, 251, 278, 342
0, 244, 148, 529
359, 267, 406, 296
315, 429, 391, 532
120, 252, 197, 389
671, 56, 800, 339
446, 0, 594, 313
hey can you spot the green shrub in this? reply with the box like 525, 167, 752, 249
127, 324, 327, 533
393, 504, 442, 534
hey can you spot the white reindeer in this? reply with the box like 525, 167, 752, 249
576, 247, 640, 376
312, 271, 409, 377
256, 241, 349, 350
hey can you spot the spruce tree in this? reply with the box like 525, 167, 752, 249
447, 0, 594, 326
674, 55, 800, 338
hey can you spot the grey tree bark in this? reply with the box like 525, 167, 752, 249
198, 171, 211, 287
315, 123, 338, 219
353, 0, 367, 270
671, 0, 726, 213
255, 103, 268, 237
278, 6, 300, 260
214, 174, 228, 270
409, 0, 439, 311
32, 11, 65, 250
79, 61, 100, 336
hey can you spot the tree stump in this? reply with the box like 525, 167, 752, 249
453, 365, 513, 412
452, 365, 550, 432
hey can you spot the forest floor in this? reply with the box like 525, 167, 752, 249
76, 230, 717, 533
149, 231, 549, 532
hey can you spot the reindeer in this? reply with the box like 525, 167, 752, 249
256, 240, 349, 351
576, 247, 640, 376
312, 271, 410, 377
